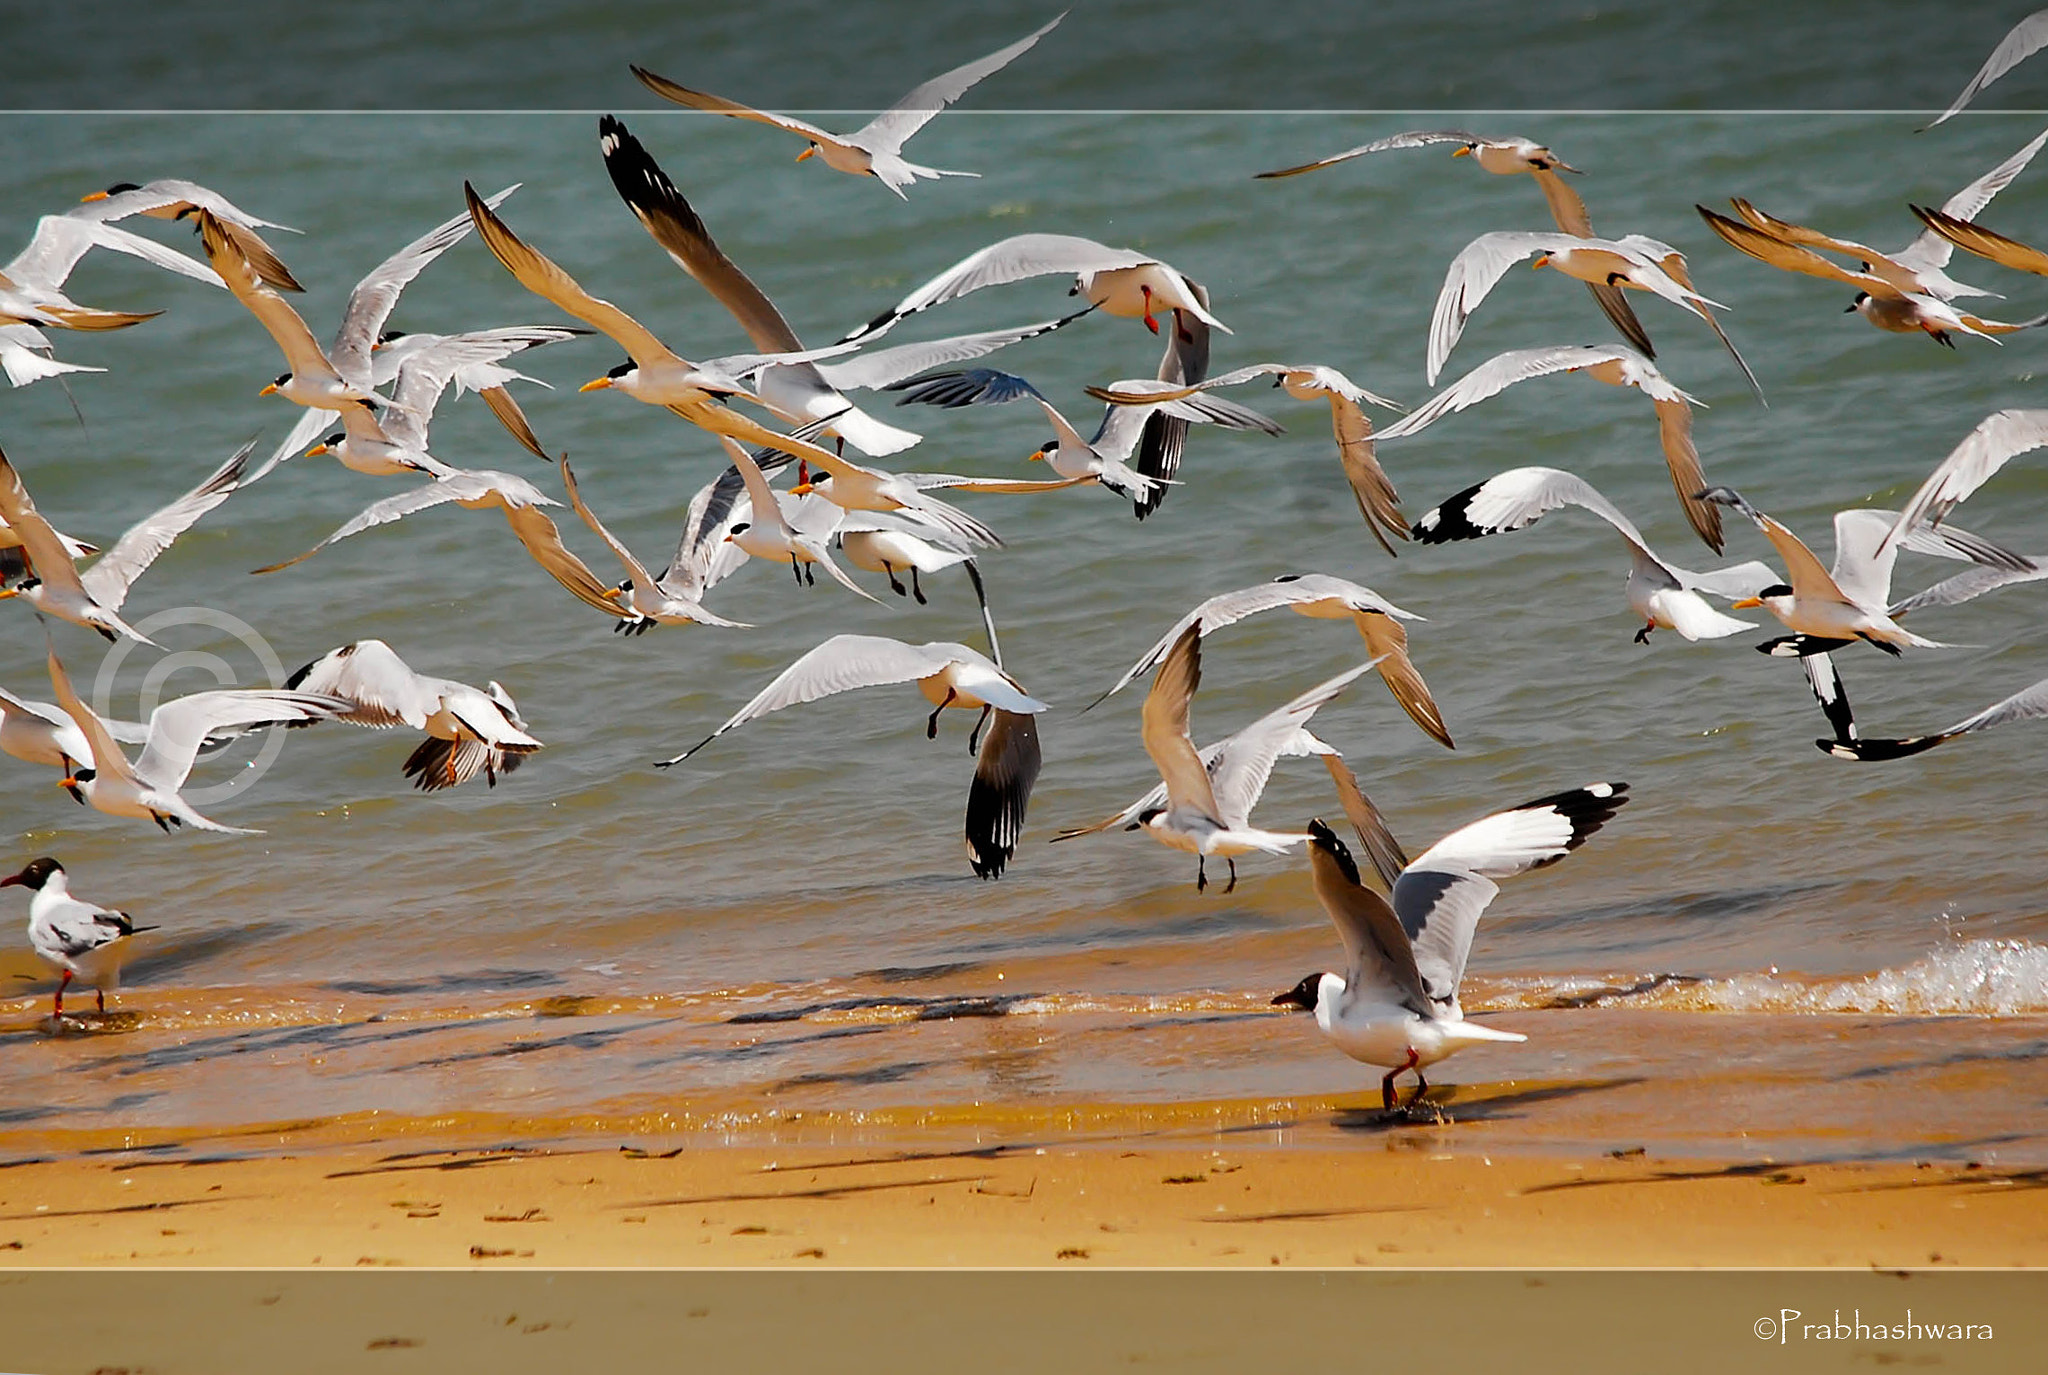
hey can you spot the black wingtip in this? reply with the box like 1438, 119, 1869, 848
1519, 782, 1630, 864
1410, 479, 1490, 544
1305, 818, 1361, 887
1817, 734, 1948, 762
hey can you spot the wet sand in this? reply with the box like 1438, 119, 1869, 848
1, 1131, 2042, 1268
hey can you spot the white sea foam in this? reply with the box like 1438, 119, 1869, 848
1494, 941, 2048, 1017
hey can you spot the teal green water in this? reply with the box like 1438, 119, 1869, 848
2, 97, 2046, 1161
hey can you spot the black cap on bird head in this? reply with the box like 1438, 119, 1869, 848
0, 857, 62, 890
1271, 973, 1322, 1011
606, 359, 634, 379
1126, 805, 1167, 832
1846, 293, 1870, 312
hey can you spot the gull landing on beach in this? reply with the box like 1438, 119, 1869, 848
1273, 784, 1630, 1111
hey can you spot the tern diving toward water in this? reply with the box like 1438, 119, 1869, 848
1258, 130, 1659, 364
43, 643, 349, 834
76, 178, 303, 292
1058, 635, 1405, 893
1085, 363, 1408, 553
1093, 575, 1452, 750
2, 858, 155, 1019
285, 639, 542, 790
1376, 343, 1726, 553
0, 439, 253, 646
631, 13, 1063, 198
658, 634, 1047, 879
1428, 231, 1759, 400
1273, 783, 1629, 1112
1412, 467, 1777, 642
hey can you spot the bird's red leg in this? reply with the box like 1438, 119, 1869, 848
1141, 284, 1159, 335
53, 970, 72, 1019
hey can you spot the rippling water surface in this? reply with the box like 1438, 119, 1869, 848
3, 79, 2047, 1163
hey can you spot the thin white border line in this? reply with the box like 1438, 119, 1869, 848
4, 107, 2048, 116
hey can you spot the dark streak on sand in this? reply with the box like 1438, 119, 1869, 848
618, 1173, 991, 1210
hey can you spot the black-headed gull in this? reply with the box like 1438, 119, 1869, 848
2, 858, 154, 1018
1273, 783, 1630, 1111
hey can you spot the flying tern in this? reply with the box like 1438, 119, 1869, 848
1088, 363, 1407, 550
1379, 344, 1725, 552
659, 634, 1048, 879
0, 439, 252, 645
1056, 648, 1407, 892
1093, 575, 1451, 749
1428, 231, 1757, 399
1697, 204, 2048, 347
1412, 467, 1777, 641
76, 178, 303, 291
1257, 129, 1658, 362
285, 639, 542, 790
1715, 127, 2048, 302
43, 643, 348, 833
631, 14, 1063, 197
1702, 489, 2026, 655
558, 452, 755, 631
843, 232, 1229, 344
2, 209, 220, 331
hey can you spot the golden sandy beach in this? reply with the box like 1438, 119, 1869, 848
3, 1134, 2042, 1269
